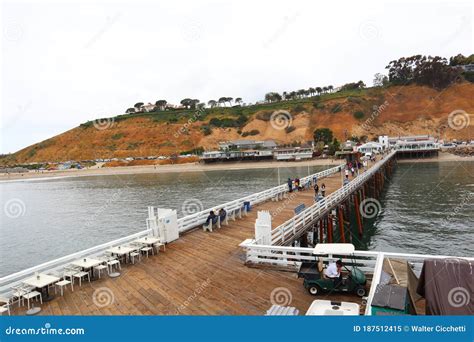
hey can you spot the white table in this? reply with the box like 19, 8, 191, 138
135, 237, 160, 245
22, 273, 60, 314
71, 258, 102, 269
106, 246, 135, 256
23, 273, 60, 291
71, 258, 103, 279
135, 237, 165, 252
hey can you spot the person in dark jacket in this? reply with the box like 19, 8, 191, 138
218, 208, 227, 221
313, 182, 319, 196
205, 211, 217, 225
287, 178, 293, 192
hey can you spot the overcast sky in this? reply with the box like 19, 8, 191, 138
1, 0, 472, 154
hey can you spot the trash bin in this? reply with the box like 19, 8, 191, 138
243, 201, 251, 212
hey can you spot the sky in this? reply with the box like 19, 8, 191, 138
1, 0, 472, 154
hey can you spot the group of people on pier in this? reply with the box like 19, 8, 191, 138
287, 176, 326, 202
205, 208, 227, 225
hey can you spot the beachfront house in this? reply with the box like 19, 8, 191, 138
357, 142, 384, 155
218, 140, 277, 151
378, 135, 389, 150
387, 135, 434, 147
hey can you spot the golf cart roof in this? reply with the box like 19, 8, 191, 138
313, 243, 355, 255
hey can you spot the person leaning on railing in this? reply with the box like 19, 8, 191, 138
205, 211, 218, 225
218, 208, 227, 222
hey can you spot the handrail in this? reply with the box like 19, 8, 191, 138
176, 164, 344, 233
0, 229, 152, 292
239, 240, 474, 316
270, 150, 397, 245
0, 163, 343, 291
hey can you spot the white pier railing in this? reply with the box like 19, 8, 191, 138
270, 150, 397, 245
0, 163, 343, 294
0, 229, 152, 295
238, 240, 474, 316
176, 164, 344, 233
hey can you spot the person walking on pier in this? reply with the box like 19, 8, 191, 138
313, 182, 319, 196
287, 178, 293, 193
295, 178, 299, 191
321, 183, 326, 197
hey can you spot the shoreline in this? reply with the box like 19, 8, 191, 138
1, 152, 472, 182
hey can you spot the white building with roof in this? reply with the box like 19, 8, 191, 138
357, 142, 384, 155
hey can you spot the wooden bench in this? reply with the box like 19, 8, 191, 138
294, 203, 306, 215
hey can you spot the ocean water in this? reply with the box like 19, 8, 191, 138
365, 161, 474, 256
0, 161, 472, 277
0, 164, 325, 276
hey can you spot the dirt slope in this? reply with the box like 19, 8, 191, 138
4, 83, 474, 164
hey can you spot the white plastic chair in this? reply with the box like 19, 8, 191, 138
93, 262, 109, 279
140, 246, 153, 258
22, 291, 42, 310
55, 279, 73, 296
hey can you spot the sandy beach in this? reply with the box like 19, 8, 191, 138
1, 152, 472, 181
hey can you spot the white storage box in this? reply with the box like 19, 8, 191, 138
305, 300, 360, 316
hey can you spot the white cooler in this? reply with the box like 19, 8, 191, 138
305, 300, 360, 316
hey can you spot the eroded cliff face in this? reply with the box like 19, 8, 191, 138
6, 83, 473, 164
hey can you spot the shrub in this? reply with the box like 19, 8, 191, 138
209, 115, 247, 128
285, 126, 296, 133
331, 103, 343, 113
292, 104, 306, 114
353, 111, 365, 120
347, 96, 362, 104
241, 129, 260, 137
111, 133, 124, 140
180, 147, 204, 155
256, 111, 273, 121
201, 125, 212, 136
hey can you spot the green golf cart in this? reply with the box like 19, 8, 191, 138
298, 243, 367, 297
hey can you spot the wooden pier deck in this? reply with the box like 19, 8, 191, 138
10, 164, 373, 316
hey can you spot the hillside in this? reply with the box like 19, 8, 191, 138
3, 83, 474, 165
